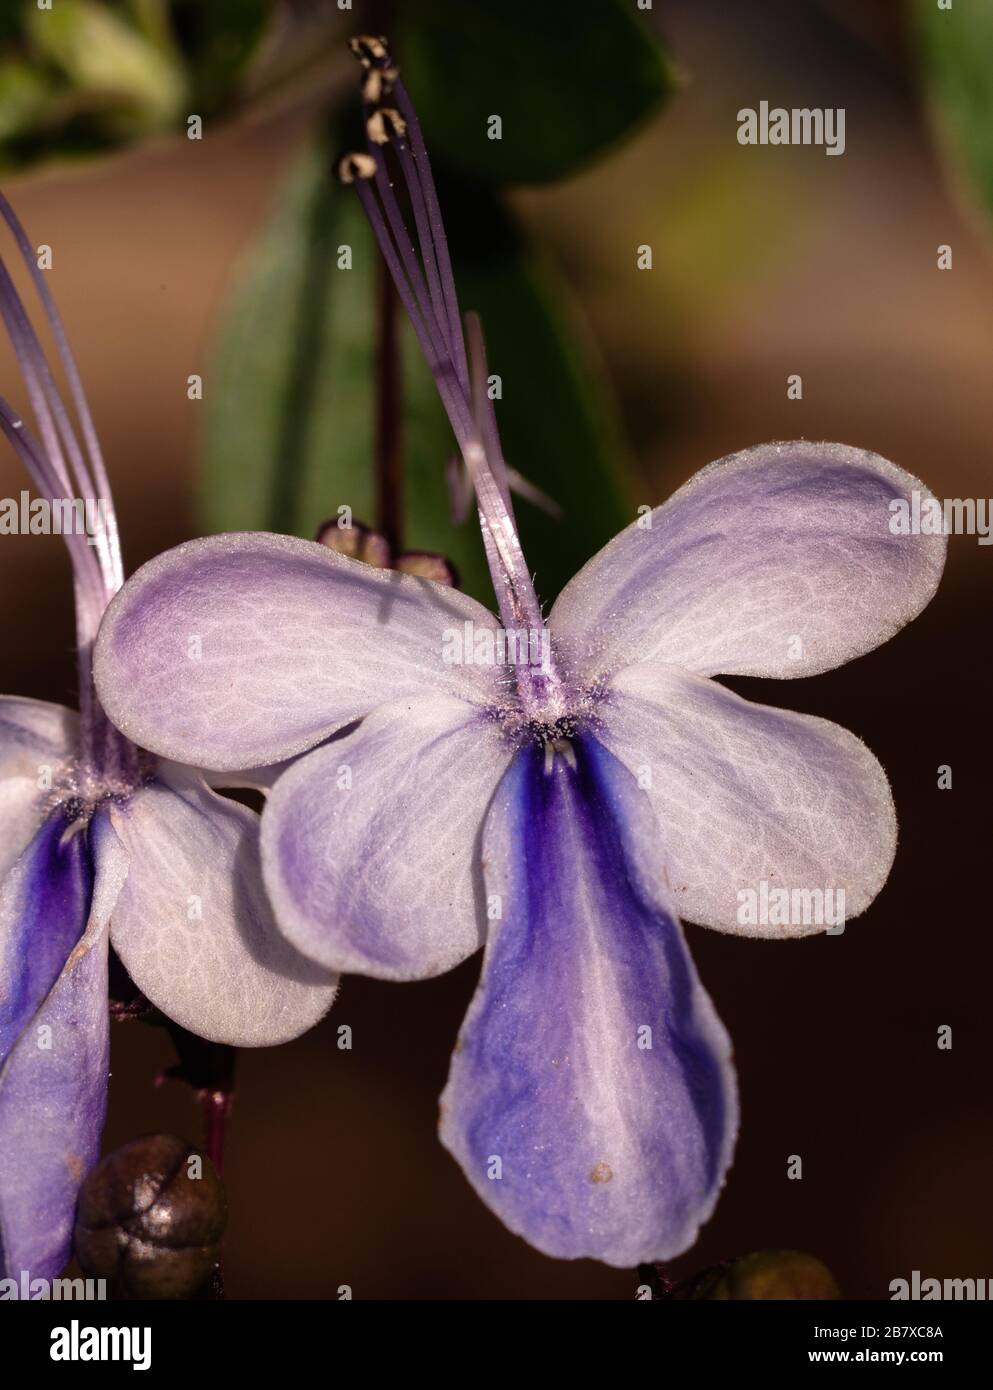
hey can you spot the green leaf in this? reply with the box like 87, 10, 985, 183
200, 141, 633, 607
0, 63, 53, 144
916, 0, 993, 221
396, 0, 675, 185
26, 0, 188, 135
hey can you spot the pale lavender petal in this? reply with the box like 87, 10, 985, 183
261, 696, 513, 980
440, 735, 737, 1266
0, 813, 127, 1282
107, 767, 337, 1047
93, 532, 504, 771
0, 696, 76, 880
598, 661, 896, 935
550, 443, 946, 683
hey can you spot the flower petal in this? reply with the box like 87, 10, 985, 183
0, 696, 76, 880
439, 734, 737, 1266
597, 661, 896, 935
200, 758, 295, 794
106, 766, 337, 1047
93, 531, 504, 771
550, 442, 945, 682
261, 696, 513, 980
0, 809, 92, 1063
0, 814, 127, 1282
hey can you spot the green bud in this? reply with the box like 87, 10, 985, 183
674, 1250, 840, 1300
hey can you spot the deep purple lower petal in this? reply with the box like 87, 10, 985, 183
0, 813, 126, 1282
0, 811, 93, 1064
440, 734, 737, 1266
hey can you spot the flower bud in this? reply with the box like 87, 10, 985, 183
395, 550, 458, 586
315, 517, 392, 566
314, 518, 458, 586
74, 1135, 226, 1299
673, 1250, 840, 1300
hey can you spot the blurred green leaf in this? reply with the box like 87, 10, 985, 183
26, 0, 187, 135
200, 141, 633, 606
917, 0, 993, 221
396, 0, 675, 185
0, 62, 52, 142
0, 9, 26, 46
167, 0, 270, 115
0, 0, 280, 167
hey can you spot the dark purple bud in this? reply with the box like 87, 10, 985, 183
74, 1135, 226, 1299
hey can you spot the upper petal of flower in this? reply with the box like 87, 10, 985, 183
0, 696, 76, 881
105, 765, 338, 1047
93, 532, 504, 771
598, 661, 896, 934
0, 813, 127, 1282
439, 734, 737, 1267
549, 442, 946, 683
261, 696, 514, 980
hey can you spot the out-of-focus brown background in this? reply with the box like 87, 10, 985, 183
1, 0, 990, 1298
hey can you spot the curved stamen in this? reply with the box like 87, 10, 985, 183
0, 236, 118, 598
0, 193, 123, 591
343, 38, 554, 670
0, 400, 106, 625
0, 402, 109, 767
464, 315, 540, 628
0, 199, 136, 777
390, 81, 471, 393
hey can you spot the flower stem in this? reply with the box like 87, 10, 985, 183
637, 1263, 673, 1299
164, 1023, 236, 1175
202, 1083, 234, 1177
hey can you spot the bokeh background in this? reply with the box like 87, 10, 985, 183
0, 0, 990, 1298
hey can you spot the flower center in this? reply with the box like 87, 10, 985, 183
45, 751, 153, 830
490, 681, 606, 759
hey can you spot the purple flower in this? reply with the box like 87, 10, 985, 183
92, 49, 946, 1265
0, 197, 336, 1281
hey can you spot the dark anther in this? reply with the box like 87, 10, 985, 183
362, 66, 399, 106
525, 714, 579, 745
337, 151, 378, 185
366, 107, 407, 147
349, 34, 391, 68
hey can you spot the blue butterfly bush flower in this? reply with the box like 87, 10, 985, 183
92, 44, 946, 1266
0, 197, 336, 1282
